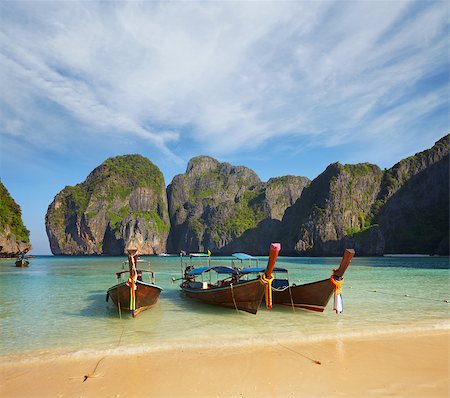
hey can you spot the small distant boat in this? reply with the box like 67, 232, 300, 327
106, 249, 163, 317
15, 250, 30, 267
177, 244, 281, 314
188, 250, 211, 258
239, 249, 355, 312
15, 258, 29, 267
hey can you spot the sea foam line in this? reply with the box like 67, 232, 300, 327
2, 321, 449, 366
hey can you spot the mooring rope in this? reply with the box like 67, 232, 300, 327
228, 285, 321, 366
83, 279, 127, 382
371, 289, 449, 303
275, 341, 321, 365
117, 286, 122, 320
83, 357, 105, 382
288, 285, 296, 313
244, 317, 322, 366
82, 322, 126, 383
83, 310, 126, 382
230, 283, 239, 313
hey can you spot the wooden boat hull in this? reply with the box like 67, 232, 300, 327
272, 278, 334, 312
181, 279, 265, 314
272, 249, 354, 312
15, 260, 29, 267
107, 281, 162, 316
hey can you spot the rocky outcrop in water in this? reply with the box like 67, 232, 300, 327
281, 163, 385, 255
45, 134, 449, 256
167, 156, 310, 254
0, 180, 31, 257
282, 134, 449, 255
375, 135, 449, 254
45, 155, 170, 255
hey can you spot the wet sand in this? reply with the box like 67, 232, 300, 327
1, 331, 448, 397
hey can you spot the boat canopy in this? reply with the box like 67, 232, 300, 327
187, 266, 239, 276
239, 266, 288, 274
232, 253, 257, 261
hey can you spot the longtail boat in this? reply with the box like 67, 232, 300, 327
15, 249, 30, 267
106, 249, 163, 317
240, 249, 355, 313
178, 243, 281, 314
272, 249, 355, 312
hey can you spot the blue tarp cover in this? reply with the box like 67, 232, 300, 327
232, 253, 257, 260
187, 266, 239, 276
239, 267, 288, 274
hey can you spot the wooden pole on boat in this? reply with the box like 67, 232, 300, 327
180, 252, 183, 277
333, 249, 355, 278
262, 243, 281, 310
264, 243, 281, 278
330, 249, 354, 314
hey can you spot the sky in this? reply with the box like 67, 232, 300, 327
0, 1, 448, 255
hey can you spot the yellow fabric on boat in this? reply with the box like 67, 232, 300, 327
330, 275, 344, 295
128, 274, 137, 312
262, 274, 275, 309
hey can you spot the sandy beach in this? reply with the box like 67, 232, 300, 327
1, 330, 448, 398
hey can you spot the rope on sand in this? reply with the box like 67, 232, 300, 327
240, 311, 322, 366
83, 309, 127, 382
275, 341, 321, 365
83, 357, 105, 382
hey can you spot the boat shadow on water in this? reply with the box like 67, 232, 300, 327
66, 290, 166, 322
62, 291, 115, 319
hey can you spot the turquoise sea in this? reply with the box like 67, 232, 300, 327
0, 255, 449, 362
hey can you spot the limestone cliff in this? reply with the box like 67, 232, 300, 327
282, 163, 384, 256
45, 135, 448, 256
0, 180, 31, 257
376, 135, 449, 254
283, 134, 449, 256
167, 156, 310, 254
45, 155, 169, 255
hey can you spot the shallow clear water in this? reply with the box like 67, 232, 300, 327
0, 255, 448, 361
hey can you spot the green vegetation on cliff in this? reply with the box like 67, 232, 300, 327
217, 189, 266, 239
46, 154, 170, 255
60, 155, 166, 221
371, 134, 450, 221
0, 181, 30, 243
103, 155, 164, 191
282, 161, 384, 255
46, 134, 448, 256
167, 156, 310, 254
283, 135, 448, 255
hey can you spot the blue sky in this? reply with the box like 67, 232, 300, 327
0, 1, 448, 254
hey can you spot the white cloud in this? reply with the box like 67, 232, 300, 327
0, 1, 447, 163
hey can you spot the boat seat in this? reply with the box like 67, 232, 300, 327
272, 279, 289, 289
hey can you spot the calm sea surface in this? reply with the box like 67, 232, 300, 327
0, 255, 448, 361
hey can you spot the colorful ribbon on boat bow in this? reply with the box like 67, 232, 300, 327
261, 274, 275, 310
330, 275, 344, 314
127, 274, 138, 316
